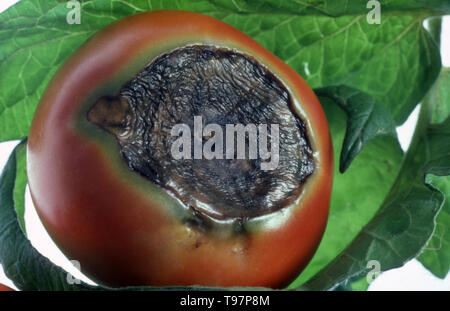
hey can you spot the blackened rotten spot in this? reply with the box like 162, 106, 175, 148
87, 45, 315, 220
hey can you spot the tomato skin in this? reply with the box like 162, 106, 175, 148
27, 10, 333, 288
0, 284, 14, 291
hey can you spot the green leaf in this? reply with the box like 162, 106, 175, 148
418, 175, 450, 279
212, 0, 450, 16
431, 68, 450, 124
417, 68, 450, 279
315, 86, 397, 172
12, 141, 27, 233
227, 13, 441, 125
296, 82, 450, 291
288, 96, 403, 289
0, 0, 444, 141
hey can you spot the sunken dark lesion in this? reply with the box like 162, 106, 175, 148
87, 45, 315, 221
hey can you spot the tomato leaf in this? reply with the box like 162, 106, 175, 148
211, 0, 450, 16
417, 68, 450, 279
418, 175, 450, 279
12, 141, 27, 233
314, 86, 397, 172
430, 68, 450, 125
296, 80, 450, 290
288, 96, 403, 288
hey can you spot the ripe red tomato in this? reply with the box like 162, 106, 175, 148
27, 10, 333, 288
0, 283, 14, 291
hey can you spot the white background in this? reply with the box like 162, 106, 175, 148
0, 0, 449, 290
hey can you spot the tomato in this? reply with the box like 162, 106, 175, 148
0, 283, 14, 291
27, 10, 333, 288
